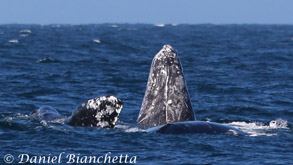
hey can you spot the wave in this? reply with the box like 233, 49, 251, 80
154, 24, 165, 27
1, 111, 291, 136
20, 34, 29, 37
8, 39, 19, 43
93, 39, 101, 43
227, 118, 290, 136
115, 124, 146, 133
19, 29, 32, 33
36, 57, 60, 63
110, 24, 118, 28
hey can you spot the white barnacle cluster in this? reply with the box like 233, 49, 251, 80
97, 121, 111, 127
107, 96, 122, 109
107, 95, 118, 102
160, 69, 167, 76
86, 98, 101, 109
87, 95, 120, 108
162, 44, 176, 58
154, 45, 177, 65
102, 96, 123, 113
68, 96, 122, 128
95, 111, 103, 120
163, 44, 172, 52
89, 96, 123, 127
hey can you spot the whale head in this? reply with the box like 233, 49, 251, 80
137, 45, 195, 127
67, 96, 123, 128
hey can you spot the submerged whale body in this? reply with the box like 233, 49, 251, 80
30, 106, 63, 121
137, 45, 195, 127
139, 44, 248, 135
147, 121, 249, 135
31, 96, 123, 128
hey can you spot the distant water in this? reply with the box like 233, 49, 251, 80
0, 24, 293, 164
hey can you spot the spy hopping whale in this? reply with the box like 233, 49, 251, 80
137, 45, 195, 127
138, 45, 248, 135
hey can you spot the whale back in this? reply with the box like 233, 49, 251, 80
30, 105, 64, 121
147, 121, 249, 135
67, 96, 123, 128
137, 45, 195, 127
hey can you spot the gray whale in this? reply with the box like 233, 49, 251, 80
137, 45, 195, 127
67, 96, 123, 128
139, 45, 248, 135
31, 96, 123, 128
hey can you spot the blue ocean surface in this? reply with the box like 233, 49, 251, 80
0, 24, 293, 164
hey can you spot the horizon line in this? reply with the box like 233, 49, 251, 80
1, 23, 293, 26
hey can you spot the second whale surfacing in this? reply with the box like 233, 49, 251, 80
67, 96, 123, 128
138, 45, 248, 135
31, 96, 123, 128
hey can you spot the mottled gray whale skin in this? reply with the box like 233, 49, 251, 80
31, 96, 123, 128
137, 45, 195, 127
67, 96, 123, 128
147, 121, 249, 135
138, 45, 248, 135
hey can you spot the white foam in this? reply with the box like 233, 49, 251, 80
20, 34, 29, 37
50, 118, 67, 124
93, 39, 101, 43
3, 117, 13, 122
16, 113, 29, 119
40, 120, 48, 126
115, 124, 146, 133
20, 29, 32, 33
36, 120, 57, 129
124, 127, 146, 133
269, 118, 288, 128
115, 124, 129, 129
111, 24, 118, 28
126, 28, 136, 31
155, 24, 165, 27
227, 118, 289, 136
8, 39, 19, 43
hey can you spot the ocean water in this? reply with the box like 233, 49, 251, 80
0, 24, 292, 164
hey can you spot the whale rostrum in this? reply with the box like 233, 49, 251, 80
137, 45, 196, 127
